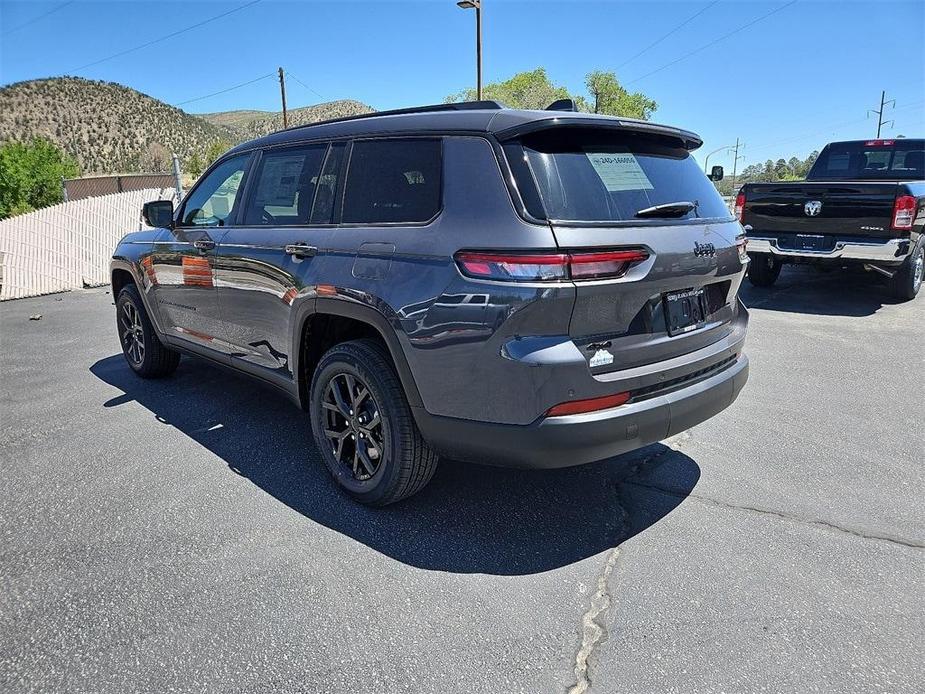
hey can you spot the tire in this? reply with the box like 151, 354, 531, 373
747, 253, 782, 287
116, 284, 180, 378
888, 238, 924, 301
309, 338, 438, 506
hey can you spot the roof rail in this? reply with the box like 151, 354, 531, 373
279, 100, 507, 134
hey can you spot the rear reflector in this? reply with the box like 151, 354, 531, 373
734, 191, 746, 222
455, 249, 648, 282
892, 195, 916, 230
546, 391, 631, 417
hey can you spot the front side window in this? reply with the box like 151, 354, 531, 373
512, 128, 730, 223
342, 139, 442, 224
244, 144, 327, 225
181, 154, 250, 227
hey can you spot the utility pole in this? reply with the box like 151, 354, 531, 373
868, 90, 895, 138
278, 67, 289, 128
729, 138, 745, 196
171, 153, 184, 202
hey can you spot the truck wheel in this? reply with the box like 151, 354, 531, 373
889, 240, 923, 301
747, 253, 782, 287
116, 284, 180, 378
310, 339, 438, 506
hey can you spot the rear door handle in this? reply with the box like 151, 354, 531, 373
285, 243, 318, 258
193, 239, 215, 251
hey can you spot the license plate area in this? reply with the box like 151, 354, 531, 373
664, 287, 707, 336
779, 233, 833, 252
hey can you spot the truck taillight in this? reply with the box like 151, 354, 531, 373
734, 191, 746, 222
455, 249, 649, 282
892, 195, 916, 230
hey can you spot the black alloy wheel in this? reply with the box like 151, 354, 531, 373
321, 372, 386, 481
309, 339, 438, 506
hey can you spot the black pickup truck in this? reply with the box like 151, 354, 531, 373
737, 138, 924, 300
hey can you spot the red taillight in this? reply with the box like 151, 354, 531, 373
569, 250, 649, 279
734, 191, 746, 222
455, 249, 648, 282
455, 252, 569, 281
864, 139, 895, 147
892, 195, 916, 230
546, 391, 631, 417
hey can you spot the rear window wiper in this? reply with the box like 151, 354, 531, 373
634, 201, 696, 219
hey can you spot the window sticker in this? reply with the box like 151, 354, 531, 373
585, 152, 654, 192
255, 155, 304, 205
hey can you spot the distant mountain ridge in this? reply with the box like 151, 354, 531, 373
0, 77, 373, 175
198, 100, 373, 141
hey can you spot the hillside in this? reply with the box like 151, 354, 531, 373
198, 100, 373, 140
0, 77, 373, 175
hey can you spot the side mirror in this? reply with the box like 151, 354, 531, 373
709, 165, 724, 182
142, 200, 174, 228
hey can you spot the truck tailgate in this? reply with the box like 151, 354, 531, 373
744, 182, 899, 238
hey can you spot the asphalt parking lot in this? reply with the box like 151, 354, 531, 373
1, 265, 922, 694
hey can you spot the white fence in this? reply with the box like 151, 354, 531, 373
0, 188, 175, 301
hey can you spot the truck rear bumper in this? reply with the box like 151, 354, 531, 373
414, 353, 749, 469
747, 236, 908, 263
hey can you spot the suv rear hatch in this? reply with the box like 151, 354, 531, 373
501, 124, 747, 374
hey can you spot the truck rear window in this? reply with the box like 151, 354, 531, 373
510, 128, 730, 223
808, 140, 925, 180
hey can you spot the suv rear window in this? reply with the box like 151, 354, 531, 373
342, 139, 442, 224
807, 140, 925, 180
510, 129, 730, 223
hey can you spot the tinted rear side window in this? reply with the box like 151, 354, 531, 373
807, 140, 924, 180
342, 139, 442, 224
244, 144, 327, 225
513, 129, 730, 223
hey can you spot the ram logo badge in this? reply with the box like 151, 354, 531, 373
804, 200, 823, 217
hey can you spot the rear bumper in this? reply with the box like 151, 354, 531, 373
414, 353, 749, 469
747, 236, 909, 263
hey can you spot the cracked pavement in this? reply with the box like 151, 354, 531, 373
1, 265, 923, 693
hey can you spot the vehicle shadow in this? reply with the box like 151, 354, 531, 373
739, 265, 901, 317
90, 354, 700, 576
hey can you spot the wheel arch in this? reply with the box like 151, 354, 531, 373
292, 297, 424, 412
110, 258, 165, 335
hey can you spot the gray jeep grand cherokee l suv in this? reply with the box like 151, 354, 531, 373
111, 100, 750, 505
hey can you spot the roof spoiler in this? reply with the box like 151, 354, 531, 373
546, 98, 579, 112
495, 117, 703, 151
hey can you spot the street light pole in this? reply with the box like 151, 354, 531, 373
703, 144, 733, 174
457, 0, 483, 100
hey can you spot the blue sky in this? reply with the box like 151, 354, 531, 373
1, 0, 923, 172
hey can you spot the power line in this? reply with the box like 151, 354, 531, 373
747, 100, 925, 154
285, 71, 325, 100
175, 73, 276, 107
625, 0, 799, 86
616, 1, 720, 70
67, 0, 263, 73
2, 1, 74, 36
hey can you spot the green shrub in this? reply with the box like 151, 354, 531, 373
0, 138, 80, 219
